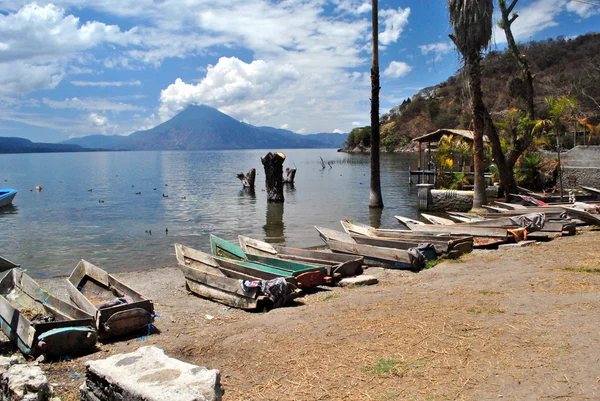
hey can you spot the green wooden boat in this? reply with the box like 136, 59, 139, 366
210, 235, 328, 288
175, 244, 299, 310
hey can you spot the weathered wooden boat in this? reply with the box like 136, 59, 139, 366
315, 226, 436, 269
561, 206, 600, 226
0, 255, 18, 270
65, 260, 155, 340
395, 215, 513, 237
340, 220, 473, 258
175, 243, 298, 310
420, 213, 458, 226
0, 188, 17, 208
238, 236, 363, 278
211, 235, 329, 288
581, 186, 600, 197
423, 212, 575, 234
0, 268, 97, 358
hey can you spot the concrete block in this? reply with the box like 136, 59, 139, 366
338, 275, 378, 287
80, 346, 223, 401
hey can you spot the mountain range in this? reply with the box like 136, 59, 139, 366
61, 105, 348, 151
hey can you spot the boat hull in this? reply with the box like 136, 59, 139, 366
66, 260, 154, 340
0, 268, 97, 358
0, 189, 17, 208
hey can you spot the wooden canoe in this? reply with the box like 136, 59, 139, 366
211, 235, 328, 288
561, 206, 600, 226
581, 186, 600, 197
424, 212, 574, 234
174, 243, 298, 310
315, 226, 435, 269
238, 236, 363, 278
339, 221, 473, 259
0, 268, 97, 358
66, 260, 155, 340
395, 215, 512, 238
420, 213, 456, 225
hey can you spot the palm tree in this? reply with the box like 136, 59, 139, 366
448, 0, 493, 208
369, 0, 383, 208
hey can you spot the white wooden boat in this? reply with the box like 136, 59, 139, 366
340, 220, 473, 258
420, 213, 456, 225
0, 268, 97, 358
66, 260, 155, 340
238, 236, 363, 278
395, 215, 511, 237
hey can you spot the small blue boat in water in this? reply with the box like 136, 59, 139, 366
0, 188, 17, 208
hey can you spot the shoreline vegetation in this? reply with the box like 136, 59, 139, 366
25, 227, 600, 400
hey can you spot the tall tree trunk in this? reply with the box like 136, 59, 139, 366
467, 53, 488, 208
499, 0, 535, 119
369, 0, 384, 208
483, 112, 518, 200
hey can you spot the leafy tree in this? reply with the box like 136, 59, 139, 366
448, 0, 493, 208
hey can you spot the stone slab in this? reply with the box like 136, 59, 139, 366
338, 275, 378, 287
81, 346, 223, 401
0, 358, 52, 401
498, 240, 537, 249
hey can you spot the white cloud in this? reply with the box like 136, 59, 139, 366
0, 3, 136, 98
280, 124, 289, 129
88, 113, 107, 126
333, 128, 344, 133
419, 42, 453, 62
379, 7, 411, 46
71, 80, 141, 87
493, 0, 567, 44
296, 128, 306, 134
43, 97, 144, 112
352, 121, 361, 126
383, 61, 412, 78
566, 1, 599, 18
159, 57, 299, 120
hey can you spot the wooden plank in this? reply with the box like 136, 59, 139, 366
238, 235, 278, 256
420, 213, 455, 225
342, 219, 469, 242
581, 186, 600, 196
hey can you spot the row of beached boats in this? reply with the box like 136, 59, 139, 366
0, 256, 154, 359
2, 199, 598, 359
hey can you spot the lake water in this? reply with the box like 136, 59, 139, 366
0, 149, 419, 276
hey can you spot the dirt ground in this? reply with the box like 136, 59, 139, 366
23, 229, 600, 400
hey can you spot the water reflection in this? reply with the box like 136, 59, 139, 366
238, 188, 256, 199
0, 205, 18, 216
263, 202, 285, 243
369, 207, 383, 228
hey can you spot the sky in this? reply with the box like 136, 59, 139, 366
0, 0, 598, 143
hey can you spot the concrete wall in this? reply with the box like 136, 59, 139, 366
562, 166, 600, 189
562, 146, 600, 168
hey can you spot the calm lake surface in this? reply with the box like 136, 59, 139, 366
1, 149, 419, 276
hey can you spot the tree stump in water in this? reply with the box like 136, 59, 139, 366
283, 168, 296, 184
236, 168, 256, 188
261, 152, 286, 202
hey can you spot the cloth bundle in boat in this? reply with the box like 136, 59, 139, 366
407, 243, 440, 270
240, 277, 288, 308
509, 212, 546, 232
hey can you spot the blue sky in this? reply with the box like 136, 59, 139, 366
0, 0, 598, 143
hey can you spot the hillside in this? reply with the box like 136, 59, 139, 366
64, 105, 348, 151
349, 32, 600, 150
0, 137, 91, 154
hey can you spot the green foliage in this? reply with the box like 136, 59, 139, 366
371, 359, 400, 375
515, 153, 543, 189
345, 126, 371, 148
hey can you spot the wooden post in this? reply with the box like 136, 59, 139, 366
261, 152, 286, 202
427, 142, 432, 169
283, 168, 296, 184
236, 168, 256, 188
418, 142, 422, 170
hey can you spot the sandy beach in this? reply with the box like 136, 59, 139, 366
20, 228, 600, 400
